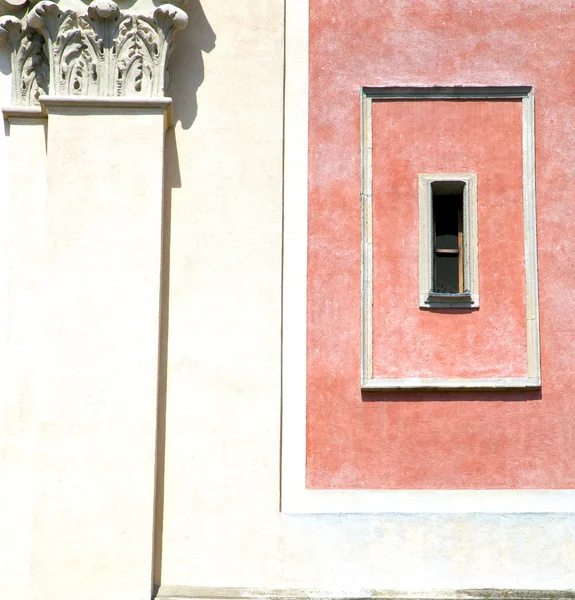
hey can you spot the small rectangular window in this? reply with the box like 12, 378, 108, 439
432, 181, 464, 294
419, 174, 479, 308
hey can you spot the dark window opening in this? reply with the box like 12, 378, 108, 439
432, 181, 464, 294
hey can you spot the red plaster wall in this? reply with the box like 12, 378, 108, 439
306, 0, 575, 489
372, 99, 526, 379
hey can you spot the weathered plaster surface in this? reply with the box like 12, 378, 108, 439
305, 0, 575, 490
372, 100, 525, 379
306, 97, 545, 489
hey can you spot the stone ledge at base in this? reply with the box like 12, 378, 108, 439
155, 587, 575, 600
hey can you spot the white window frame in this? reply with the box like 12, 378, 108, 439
418, 173, 479, 308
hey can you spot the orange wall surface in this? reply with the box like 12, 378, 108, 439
306, 0, 575, 489
372, 99, 526, 379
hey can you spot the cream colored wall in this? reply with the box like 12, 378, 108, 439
0, 64, 41, 599
158, 0, 285, 582
157, 0, 285, 587
0, 101, 168, 600
28, 105, 166, 600
158, 0, 575, 594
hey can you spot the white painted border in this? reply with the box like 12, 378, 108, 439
360, 87, 540, 391
281, 2, 571, 512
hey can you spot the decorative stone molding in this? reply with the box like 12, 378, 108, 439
0, 0, 28, 17
0, 14, 47, 105
0, 0, 187, 106
155, 586, 575, 600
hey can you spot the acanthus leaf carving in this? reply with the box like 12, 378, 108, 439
115, 15, 157, 96
1, 0, 188, 106
0, 12, 47, 105
152, 4, 187, 96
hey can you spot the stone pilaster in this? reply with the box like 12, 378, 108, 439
0, 1, 187, 597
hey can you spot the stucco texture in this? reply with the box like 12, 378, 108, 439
306, 0, 575, 490
372, 99, 526, 379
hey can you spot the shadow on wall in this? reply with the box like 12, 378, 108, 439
152, 3, 214, 590
167, 0, 216, 130
0, 46, 10, 77
362, 388, 543, 403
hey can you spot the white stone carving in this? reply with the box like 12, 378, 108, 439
0, 0, 28, 17
0, 14, 48, 105
0, 0, 188, 105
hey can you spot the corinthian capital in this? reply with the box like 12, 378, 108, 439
2, 0, 188, 106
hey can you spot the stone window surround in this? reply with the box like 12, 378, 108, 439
418, 172, 479, 309
359, 86, 540, 392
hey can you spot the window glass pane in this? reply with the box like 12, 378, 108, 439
434, 194, 460, 250
434, 254, 459, 293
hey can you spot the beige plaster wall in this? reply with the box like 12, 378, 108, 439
28, 106, 166, 600
159, 0, 575, 594
0, 100, 167, 600
157, 0, 285, 587
0, 74, 43, 600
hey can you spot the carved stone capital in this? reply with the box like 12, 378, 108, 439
0, 13, 47, 105
1, 0, 188, 106
0, 0, 28, 18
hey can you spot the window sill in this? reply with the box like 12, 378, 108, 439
421, 291, 478, 309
